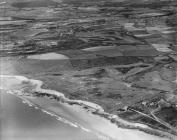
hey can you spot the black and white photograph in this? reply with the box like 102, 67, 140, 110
0, 0, 177, 140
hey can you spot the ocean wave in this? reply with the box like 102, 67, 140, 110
0, 74, 176, 140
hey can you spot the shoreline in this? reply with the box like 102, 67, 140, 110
7, 91, 174, 140
1, 0, 177, 139
16, 94, 115, 140
1, 74, 176, 140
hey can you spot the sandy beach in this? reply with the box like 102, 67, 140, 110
1, 74, 176, 140
1, 0, 177, 139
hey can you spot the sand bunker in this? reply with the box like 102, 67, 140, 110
83, 46, 116, 51
27, 53, 69, 60
152, 44, 173, 52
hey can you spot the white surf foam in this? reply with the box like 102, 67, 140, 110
0, 75, 175, 140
